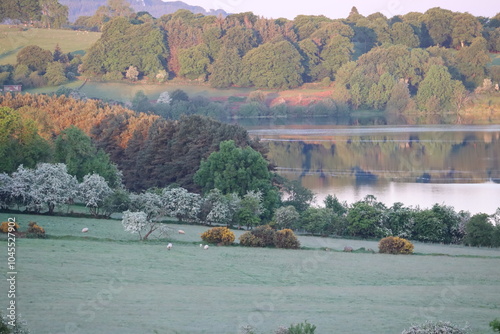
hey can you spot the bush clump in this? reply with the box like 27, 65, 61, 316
274, 229, 300, 249
0, 221, 19, 233
491, 318, 500, 333
401, 320, 470, 334
239, 225, 276, 247
26, 222, 46, 239
239, 232, 265, 247
287, 321, 316, 334
200, 226, 235, 245
379, 236, 414, 254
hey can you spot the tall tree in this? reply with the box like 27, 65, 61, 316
209, 46, 242, 88
241, 40, 304, 89
416, 64, 458, 112
451, 13, 483, 49
39, 0, 68, 28
422, 7, 454, 47
0, 0, 40, 23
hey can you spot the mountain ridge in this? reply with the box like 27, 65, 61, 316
59, 0, 228, 22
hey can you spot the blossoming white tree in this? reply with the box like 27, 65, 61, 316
78, 173, 113, 216
10, 163, 78, 214
129, 191, 164, 220
121, 210, 171, 240
162, 187, 201, 222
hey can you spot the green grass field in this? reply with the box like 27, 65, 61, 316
1, 213, 499, 334
0, 26, 101, 65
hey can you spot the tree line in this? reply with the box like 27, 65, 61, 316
1, 1, 500, 114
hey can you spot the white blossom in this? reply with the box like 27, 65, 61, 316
162, 187, 201, 222
157, 91, 172, 105
78, 173, 113, 216
129, 191, 164, 220
121, 210, 171, 240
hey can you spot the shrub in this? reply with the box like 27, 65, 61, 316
200, 227, 235, 245
401, 320, 470, 334
274, 229, 300, 249
288, 321, 316, 334
491, 318, 500, 333
0, 222, 19, 233
26, 221, 46, 239
250, 225, 276, 246
239, 232, 265, 247
379, 236, 414, 254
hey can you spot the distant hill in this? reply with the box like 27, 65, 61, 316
59, 0, 228, 22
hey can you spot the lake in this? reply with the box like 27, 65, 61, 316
247, 122, 500, 215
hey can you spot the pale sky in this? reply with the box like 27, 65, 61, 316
181, 0, 499, 19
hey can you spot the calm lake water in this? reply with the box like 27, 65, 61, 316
247, 122, 500, 215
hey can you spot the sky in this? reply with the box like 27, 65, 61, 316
179, 0, 498, 19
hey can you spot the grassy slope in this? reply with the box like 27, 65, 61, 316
1, 213, 499, 334
0, 26, 100, 65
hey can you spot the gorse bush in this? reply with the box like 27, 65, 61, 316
200, 227, 235, 245
239, 225, 276, 247
26, 222, 46, 239
401, 320, 470, 334
274, 229, 300, 249
379, 236, 414, 254
0, 222, 19, 233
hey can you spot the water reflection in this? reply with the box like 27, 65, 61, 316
248, 124, 500, 214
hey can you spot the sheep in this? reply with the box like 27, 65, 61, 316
200, 244, 203, 247
167, 243, 173, 250
178, 230, 185, 234
81, 227, 89, 233
204, 245, 209, 250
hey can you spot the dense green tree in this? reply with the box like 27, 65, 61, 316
386, 80, 415, 113
293, 15, 332, 41
209, 47, 242, 88
54, 126, 121, 187
16, 45, 53, 73
346, 198, 386, 238
451, 13, 483, 48
320, 36, 354, 80
390, 22, 420, 48
194, 140, 279, 220
0, 107, 51, 173
464, 213, 494, 247
44, 62, 67, 86
367, 72, 396, 110
416, 65, 456, 111
0, 0, 40, 23
241, 40, 304, 89
39, 0, 68, 29
455, 37, 490, 88
487, 28, 500, 52
223, 26, 258, 57
279, 179, 314, 212
422, 7, 454, 47
179, 44, 210, 80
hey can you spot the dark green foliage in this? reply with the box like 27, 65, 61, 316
0, 0, 40, 23
16, 45, 53, 73
194, 140, 279, 220
491, 318, 500, 333
464, 213, 494, 247
280, 179, 315, 212
346, 196, 386, 238
241, 40, 304, 89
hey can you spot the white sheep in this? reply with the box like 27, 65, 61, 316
204, 245, 209, 250
81, 227, 89, 233
178, 230, 185, 234
167, 243, 173, 250
199, 244, 203, 247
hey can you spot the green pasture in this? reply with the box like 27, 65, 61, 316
1, 213, 500, 334
0, 26, 101, 65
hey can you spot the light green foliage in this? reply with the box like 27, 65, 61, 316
455, 37, 490, 88
209, 46, 242, 88
241, 40, 304, 89
179, 44, 210, 80
287, 321, 316, 334
416, 65, 456, 111
44, 61, 67, 86
54, 126, 121, 187
346, 196, 387, 238
0, 107, 51, 173
367, 72, 396, 110
386, 80, 415, 113
39, 0, 68, 29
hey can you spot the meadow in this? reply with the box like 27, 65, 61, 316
1, 213, 499, 334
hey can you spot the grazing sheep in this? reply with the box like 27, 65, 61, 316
178, 230, 185, 234
200, 244, 203, 247
167, 243, 173, 250
81, 227, 89, 233
343, 246, 353, 252
204, 245, 209, 250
